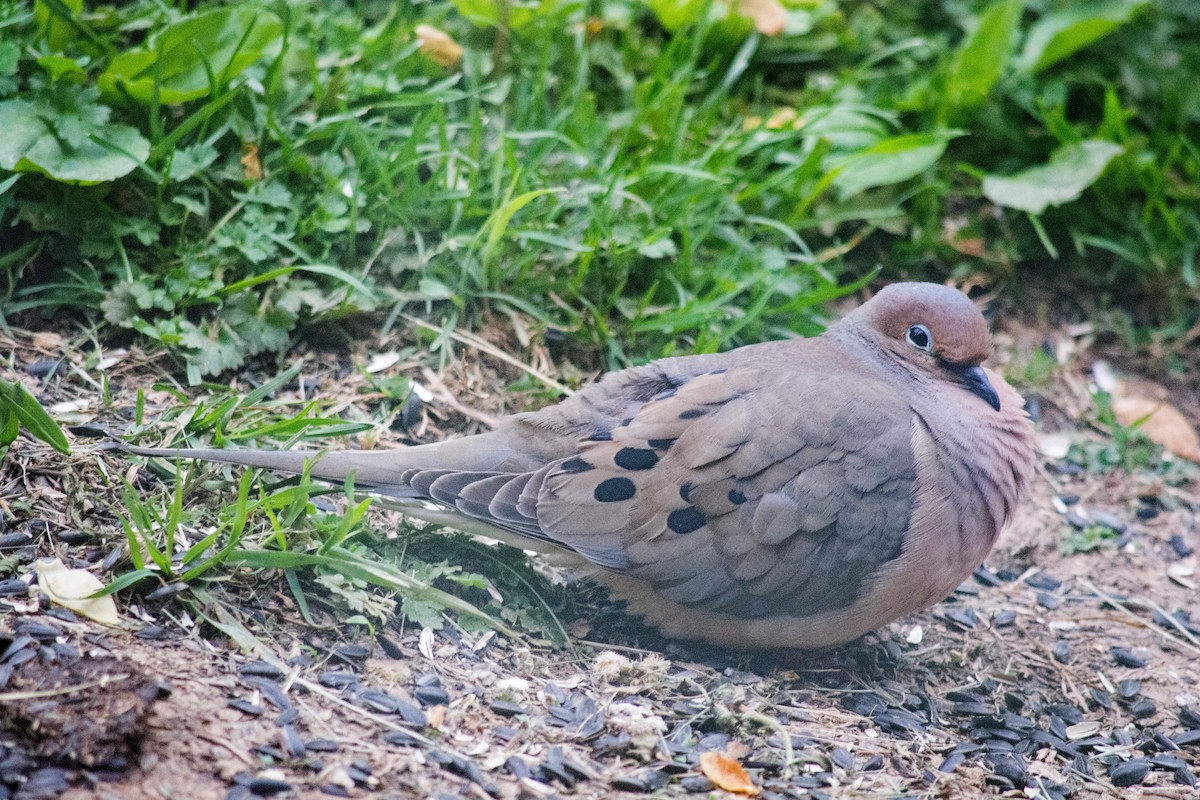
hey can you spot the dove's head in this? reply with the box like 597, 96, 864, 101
840, 282, 1001, 410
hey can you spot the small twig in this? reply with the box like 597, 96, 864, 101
1080, 579, 1200, 657
0, 676, 129, 702
741, 708, 796, 780
420, 367, 503, 429
402, 312, 573, 397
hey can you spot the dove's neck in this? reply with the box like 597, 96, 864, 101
831, 325, 1032, 547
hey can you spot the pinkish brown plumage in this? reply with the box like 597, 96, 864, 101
127, 282, 1034, 649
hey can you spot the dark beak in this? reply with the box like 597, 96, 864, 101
961, 365, 1001, 411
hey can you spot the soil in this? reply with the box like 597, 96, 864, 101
1, 312, 1198, 800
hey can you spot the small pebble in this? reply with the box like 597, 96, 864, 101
1051, 639, 1070, 663
1117, 679, 1141, 699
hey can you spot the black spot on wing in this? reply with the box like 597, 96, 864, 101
559, 457, 594, 474
614, 447, 658, 471
594, 477, 636, 503
679, 482, 695, 502
667, 506, 706, 534
587, 431, 613, 442
647, 438, 675, 450
728, 489, 747, 505
678, 408, 706, 420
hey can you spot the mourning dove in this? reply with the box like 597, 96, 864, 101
127, 282, 1034, 649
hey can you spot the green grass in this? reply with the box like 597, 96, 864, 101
118, 374, 573, 643
4, 0, 1196, 382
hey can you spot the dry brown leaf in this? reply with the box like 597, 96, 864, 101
425, 704, 447, 728
737, 0, 786, 36
241, 142, 262, 181
699, 751, 760, 795
31, 331, 64, 351
415, 24, 463, 68
1112, 397, 1200, 462
36, 557, 120, 625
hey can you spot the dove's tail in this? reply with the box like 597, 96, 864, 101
122, 431, 542, 491
121, 442, 579, 559
123, 445, 367, 482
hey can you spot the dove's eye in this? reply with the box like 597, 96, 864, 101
906, 324, 932, 352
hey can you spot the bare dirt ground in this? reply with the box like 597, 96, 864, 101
2, 309, 1199, 800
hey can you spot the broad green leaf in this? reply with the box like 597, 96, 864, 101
1018, 0, 1148, 73
35, 0, 84, 52
98, 6, 283, 104
943, 0, 1024, 116
800, 105, 892, 152
0, 99, 149, 184
828, 132, 962, 199
0, 379, 70, 454
450, 0, 562, 30
982, 139, 1123, 214
0, 409, 18, 449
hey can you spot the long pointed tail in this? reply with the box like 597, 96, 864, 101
122, 430, 539, 488
122, 445, 409, 486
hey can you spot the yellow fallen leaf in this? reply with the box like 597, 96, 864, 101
1112, 397, 1200, 462
737, 0, 786, 36
415, 25, 463, 68
699, 751, 760, 795
36, 557, 120, 625
241, 142, 263, 181
425, 704, 447, 728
